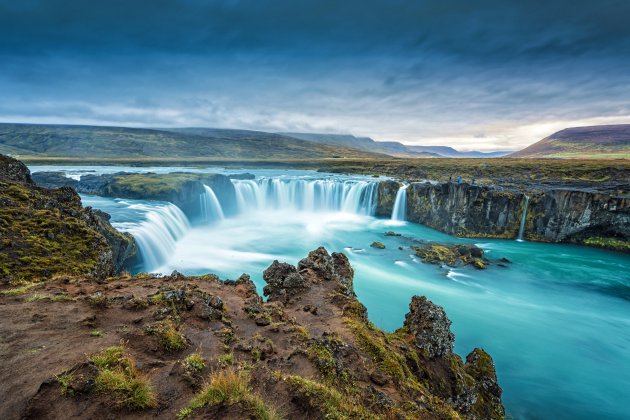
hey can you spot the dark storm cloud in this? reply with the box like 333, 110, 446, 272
1, 0, 629, 149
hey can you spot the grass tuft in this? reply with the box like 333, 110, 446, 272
178, 369, 281, 420
146, 320, 188, 352
218, 352, 234, 367
26, 293, 72, 302
0, 282, 40, 296
89, 345, 156, 410
283, 374, 369, 418
183, 352, 206, 373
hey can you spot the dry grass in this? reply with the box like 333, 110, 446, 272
178, 369, 281, 420
89, 346, 157, 410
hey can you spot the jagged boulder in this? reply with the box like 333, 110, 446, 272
331, 251, 355, 296
80, 208, 136, 273
264, 248, 357, 302
262, 261, 307, 302
413, 243, 488, 269
464, 348, 505, 419
0, 154, 32, 183
404, 296, 454, 358
297, 247, 355, 296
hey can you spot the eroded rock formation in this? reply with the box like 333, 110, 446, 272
0, 154, 135, 280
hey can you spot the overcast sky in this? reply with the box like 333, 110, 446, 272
1, 0, 629, 151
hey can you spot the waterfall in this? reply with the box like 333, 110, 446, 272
231, 178, 378, 215
517, 195, 529, 241
391, 184, 408, 221
200, 185, 225, 222
126, 203, 191, 271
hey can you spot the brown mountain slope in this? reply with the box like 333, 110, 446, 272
510, 124, 630, 158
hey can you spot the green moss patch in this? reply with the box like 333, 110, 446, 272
583, 237, 630, 253
0, 180, 109, 281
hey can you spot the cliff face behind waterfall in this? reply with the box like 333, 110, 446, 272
527, 190, 630, 243
377, 182, 630, 251
404, 183, 524, 238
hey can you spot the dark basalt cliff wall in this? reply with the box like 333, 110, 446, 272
377, 181, 629, 251
375, 180, 400, 216
405, 183, 524, 239
526, 189, 630, 243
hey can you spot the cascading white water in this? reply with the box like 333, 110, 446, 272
391, 184, 408, 221
517, 195, 530, 241
231, 178, 378, 215
200, 185, 225, 222
126, 203, 191, 271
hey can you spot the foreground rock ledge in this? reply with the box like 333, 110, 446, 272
0, 247, 504, 419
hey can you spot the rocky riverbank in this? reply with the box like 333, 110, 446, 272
0, 247, 504, 419
0, 155, 135, 280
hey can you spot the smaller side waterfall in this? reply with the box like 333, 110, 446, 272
391, 184, 408, 221
517, 195, 530, 241
127, 203, 191, 271
200, 185, 225, 222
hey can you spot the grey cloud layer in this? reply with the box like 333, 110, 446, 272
1, 0, 629, 149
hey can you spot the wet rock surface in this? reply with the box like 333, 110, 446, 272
375, 180, 400, 216
413, 243, 489, 269
404, 296, 455, 358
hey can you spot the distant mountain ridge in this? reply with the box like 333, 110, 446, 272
280, 132, 510, 158
278, 132, 437, 157
0, 122, 516, 161
510, 124, 630, 158
406, 145, 513, 158
0, 123, 387, 160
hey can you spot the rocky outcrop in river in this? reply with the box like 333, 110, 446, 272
375, 180, 400, 216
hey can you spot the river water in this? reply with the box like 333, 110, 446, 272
30, 165, 630, 419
